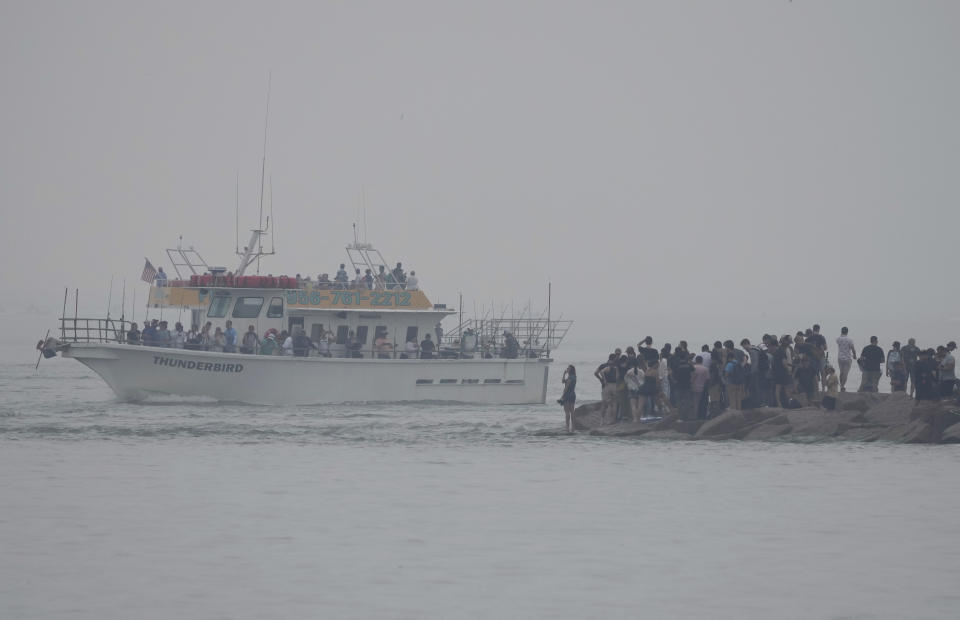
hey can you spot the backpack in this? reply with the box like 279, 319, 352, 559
730, 361, 746, 385
674, 361, 693, 389
753, 347, 769, 376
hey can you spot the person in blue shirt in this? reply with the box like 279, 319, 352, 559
154, 267, 167, 287
224, 320, 238, 353
141, 320, 158, 347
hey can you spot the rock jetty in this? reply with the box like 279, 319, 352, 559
573, 392, 960, 443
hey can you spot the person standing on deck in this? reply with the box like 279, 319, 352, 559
210, 327, 226, 353
126, 322, 141, 345
224, 320, 238, 353
241, 325, 259, 354
259, 332, 278, 355
403, 337, 419, 359
392, 263, 406, 288
419, 334, 436, 359
172, 322, 186, 349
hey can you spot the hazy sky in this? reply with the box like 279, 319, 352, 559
2, 1, 958, 346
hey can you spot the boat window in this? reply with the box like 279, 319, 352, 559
335, 326, 349, 345
439, 379, 458, 384
311, 324, 325, 342
207, 294, 231, 318
267, 297, 284, 318
232, 296, 264, 318
374, 326, 388, 340
355, 326, 369, 345
405, 326, 418, 343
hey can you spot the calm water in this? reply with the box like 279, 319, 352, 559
2, 352, 959, 620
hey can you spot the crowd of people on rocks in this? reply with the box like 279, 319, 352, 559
558, 325, 958, 430
125, 319, 525, 361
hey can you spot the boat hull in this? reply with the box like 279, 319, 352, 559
62, 343, 550, 405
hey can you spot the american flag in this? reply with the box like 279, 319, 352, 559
141, 258, 157, 283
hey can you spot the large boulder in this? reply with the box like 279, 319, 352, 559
862, 392, 915, 426
941, 422, 960, 444
573, 401, 602, 431
881, 419, 936, 444
837, 391, 890, 412
653, 414, 703, 436
695, 410, 750, 438
782, 408, 846, 439
694, 408, 781, 439
909, 401, 960, 440
742, 423, 793, 441
589, 421, 652, 437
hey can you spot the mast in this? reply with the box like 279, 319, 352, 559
547, 282, 552, 359
256, 72, 272, 274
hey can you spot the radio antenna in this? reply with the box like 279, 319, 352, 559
235, 169, 240, 254
270, 174, 275, 253
257, 71, 272, 274
361, 185, 368, 243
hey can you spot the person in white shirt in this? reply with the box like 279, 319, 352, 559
836, 326, 857, 392
171, 322, 187, 349
623, 364, 643, 422
403, 337, 419, 359
698, 345, 712, 371
281, 331, 294, 356
405, 271, 419, 291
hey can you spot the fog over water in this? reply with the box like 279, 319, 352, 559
2, 1, 959, 344
3, 3, 960, 619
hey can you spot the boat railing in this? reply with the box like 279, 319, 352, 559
160, 276, 421, 291
59, 317, 132, 344
440, 317, 573, 359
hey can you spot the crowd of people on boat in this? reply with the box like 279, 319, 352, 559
560, 325, 958, 428
125, 319, 524, 360
157, 262, 421, 291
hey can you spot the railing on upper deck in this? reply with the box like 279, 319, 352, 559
159, 273, 421, 292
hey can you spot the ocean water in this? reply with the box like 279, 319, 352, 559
2, 350, 959, 620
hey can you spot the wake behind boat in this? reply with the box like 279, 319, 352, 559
46, 232, 571, 406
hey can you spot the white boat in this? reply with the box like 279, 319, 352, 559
51, 232, 571, 406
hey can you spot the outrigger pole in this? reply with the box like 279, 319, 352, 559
120, 280, 126, 341
35, 329, 49, 371
106, 276, 114, 321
